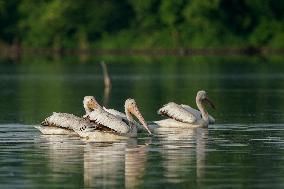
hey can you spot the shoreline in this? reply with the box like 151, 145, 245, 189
0, 45, 284, 59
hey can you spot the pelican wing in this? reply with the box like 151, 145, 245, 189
42, 112, 97, 132
158, 102, 197, 123
181, 104, 215, 124
88, 108, 130, 134
181, 104, 202, 119
103, 107, 127, 118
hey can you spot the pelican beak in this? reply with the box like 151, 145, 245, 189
87, 99, 98, 110
129, 105, 152, 135
204, 97, 216, 109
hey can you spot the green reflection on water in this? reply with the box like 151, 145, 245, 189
1, 124, 284, 189
1, 55, 284, 124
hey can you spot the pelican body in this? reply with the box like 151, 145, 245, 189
102, 107, 152, 133
155, 90, 215, 128
35, 112, 96, 134
35, 96, 100, 135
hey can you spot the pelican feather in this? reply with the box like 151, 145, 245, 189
88, 108, 131, 134
181, 104, 215, 124
158, 102, 196, 124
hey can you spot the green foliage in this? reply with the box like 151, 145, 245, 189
159, 0, 185, 27
0, 0, 283, 48
0, 0, 20, 43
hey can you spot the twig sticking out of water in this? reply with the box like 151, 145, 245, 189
100, 61, 111, 107
100, 61, 111, 89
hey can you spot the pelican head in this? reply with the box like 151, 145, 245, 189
83, 96, 100, 114
125, 98, 152, 134
196, 90, 215, 109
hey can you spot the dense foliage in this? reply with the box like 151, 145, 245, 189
0, 0, 283, 49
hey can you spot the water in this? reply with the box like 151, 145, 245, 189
1, 56, 284, 188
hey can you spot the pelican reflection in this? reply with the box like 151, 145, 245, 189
35, 136, 150, 189
155, 127, 208, 184
34, 134, 84, 185
84, 139, 150, 189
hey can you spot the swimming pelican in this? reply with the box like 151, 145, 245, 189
101, 99, 160, 134
155, 90, 215, 128
35, 96, 99, 135
86, 98, 152, 139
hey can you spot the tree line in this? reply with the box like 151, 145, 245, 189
0, 0, 283, 50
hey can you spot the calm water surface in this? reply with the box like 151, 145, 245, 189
1, 56, 284, 188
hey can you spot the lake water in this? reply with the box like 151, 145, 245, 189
1, 56, 284, 188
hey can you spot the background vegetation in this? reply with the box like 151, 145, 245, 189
0, 0, 284, 50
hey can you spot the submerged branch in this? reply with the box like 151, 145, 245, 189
101, 61, 112, 107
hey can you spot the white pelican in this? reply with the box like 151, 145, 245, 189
35, 112, 97, 135
35, 96, 99, 135
101, 100, 158, 134
86, 98, 152, 139
155, 90, 215, 128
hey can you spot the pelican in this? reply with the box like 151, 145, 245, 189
101, 99, 161, 134
155, 90, 215, 128
35, 96, 99, 135
35, 112, 97, 135
86, 98, 152, 140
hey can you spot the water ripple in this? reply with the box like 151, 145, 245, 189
0, 123, 284, 188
